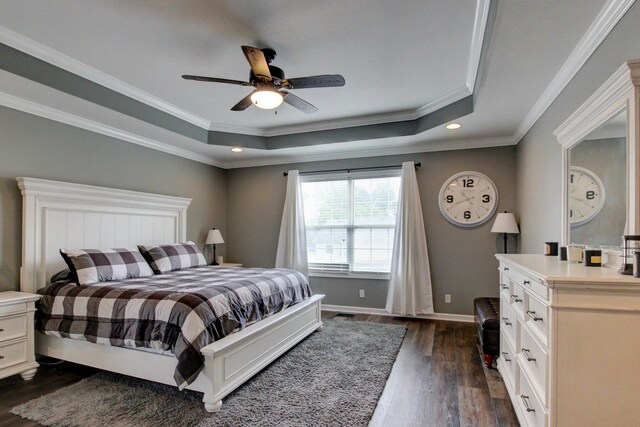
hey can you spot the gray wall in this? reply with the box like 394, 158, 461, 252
570, 137, 626, 246
516, 3, 640, 252
0, 106, 227, 292
227, 146, 517, 315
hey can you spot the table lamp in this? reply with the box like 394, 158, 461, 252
205, 228, 224, 265
491, 212, 520, 254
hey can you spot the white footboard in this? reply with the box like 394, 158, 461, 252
36, 294, 324, 412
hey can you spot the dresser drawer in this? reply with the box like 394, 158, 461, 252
525, 295, 549, 345
507, 266, 548, 301
519, 325, 548, 404
500, 278, 511, 299
499, 331, 518, 394
510, 283, 526, 318
500, 298, 518, 348
0, 339, 28, 370
0, 314, 27, 342
0, 302, 27, 317
518, 368, 548, 427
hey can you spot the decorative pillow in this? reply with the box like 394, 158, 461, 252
137, 241, 207, 274
60, 248, 154, 285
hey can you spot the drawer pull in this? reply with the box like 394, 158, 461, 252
0, 328, 4, 332
527, 310, 543, 321
0, 355, 4, 359
523, 280, 530, 285
501, 284, 509, 290
503, 267, 509, 271
501, 352, 511, 362
521, 348, 536, 362
502, 317, 512, 326
511, 294, 522, 303
520, 395, 536, 412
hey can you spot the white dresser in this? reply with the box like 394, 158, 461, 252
0, 291, 41, 381
496, 254, 640, 427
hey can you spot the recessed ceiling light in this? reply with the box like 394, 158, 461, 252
231, 147, 243, 152
446, 123, 462, 130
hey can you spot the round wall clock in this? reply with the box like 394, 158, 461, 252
438, 171, 499, 227
569, 166, 605, 226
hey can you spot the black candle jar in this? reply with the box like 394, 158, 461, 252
584, 248, 602, 267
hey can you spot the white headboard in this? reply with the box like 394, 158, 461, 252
17, 177, 192, 293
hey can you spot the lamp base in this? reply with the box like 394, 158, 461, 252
211, 261, 219, 266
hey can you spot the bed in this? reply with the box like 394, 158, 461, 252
17, 177, 324, 412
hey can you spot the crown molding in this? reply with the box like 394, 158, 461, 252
0, 91, 221, 167
467, 0, 491, 92
0, 25, 212, 130
220, 135, 517, 169
513, 0, 636, 144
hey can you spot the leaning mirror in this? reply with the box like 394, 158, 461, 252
568, 111, 626, 246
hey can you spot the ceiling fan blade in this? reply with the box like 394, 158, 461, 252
282, 74, 345, 89
282, 91, 318, 114
182, 75, 253, 86
241, 46, 272, 81
231, 91, 256, 111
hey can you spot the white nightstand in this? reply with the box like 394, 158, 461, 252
220, 263, 243, 267
0, 291, 41, 381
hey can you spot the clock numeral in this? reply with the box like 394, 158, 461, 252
445, 195, 453, 203
570, 174, 574, 184
482, 194, 490, 203
570, 209, 573, 218
462, 178, 475, 188
464, 211, 471, 220
585, 190, 595, 200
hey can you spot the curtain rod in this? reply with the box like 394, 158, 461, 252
283, 161, 421, 177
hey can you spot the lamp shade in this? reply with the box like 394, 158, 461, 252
491, 213, 520, 234
205, 229, 224, 245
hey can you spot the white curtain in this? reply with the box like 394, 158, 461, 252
275, 170, 308, 278
386, 162, 434, 315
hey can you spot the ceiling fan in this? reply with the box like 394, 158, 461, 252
182, 46, 345, 114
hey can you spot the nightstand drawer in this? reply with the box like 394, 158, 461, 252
0, 314, 27, 342
0, 302, 26, 317
0, 339, 28, 370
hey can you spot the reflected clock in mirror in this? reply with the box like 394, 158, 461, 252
569, 166, 605, 226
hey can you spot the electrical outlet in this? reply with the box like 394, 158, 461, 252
359, 289, 365, 298
445, 294, 452, 303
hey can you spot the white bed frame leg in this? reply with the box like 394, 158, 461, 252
203, 399, 222, 412
20, 368, 38, 381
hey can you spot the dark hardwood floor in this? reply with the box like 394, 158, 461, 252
0, 313, 518, 427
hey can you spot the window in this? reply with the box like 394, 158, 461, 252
301, 170, 401, 275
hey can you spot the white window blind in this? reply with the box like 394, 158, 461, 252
301, 170, 401, 274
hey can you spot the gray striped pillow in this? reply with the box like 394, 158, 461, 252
60, 248, 154, 285
137, 241, 207, 274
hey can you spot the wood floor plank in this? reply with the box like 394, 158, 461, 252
458, 386, 499, 427
0, 312, 519, 427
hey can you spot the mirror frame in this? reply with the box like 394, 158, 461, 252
555, 58, 640, 246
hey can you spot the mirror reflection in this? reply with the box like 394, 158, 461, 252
569, 110, 626, 246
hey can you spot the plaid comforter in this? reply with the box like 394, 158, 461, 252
36, 266, 312, 389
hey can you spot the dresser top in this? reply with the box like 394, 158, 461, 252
0, 291, 41, 306
495, 254, 640, 287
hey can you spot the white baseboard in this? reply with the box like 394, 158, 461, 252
322, 304, 474, 323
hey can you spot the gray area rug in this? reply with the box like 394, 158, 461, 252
12, 318, 406, 427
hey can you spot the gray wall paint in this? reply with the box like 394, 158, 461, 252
516, 3, 640, 253
0, 106, 227, 292
570, 137, 626, 246
226, 146, 517, 315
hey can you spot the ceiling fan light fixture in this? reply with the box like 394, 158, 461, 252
250, 87, 283, 109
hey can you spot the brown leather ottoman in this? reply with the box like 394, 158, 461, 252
474, 297, 500, 368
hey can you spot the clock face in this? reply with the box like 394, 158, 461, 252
569, 166, 605, 226
438, 171, 499, 227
